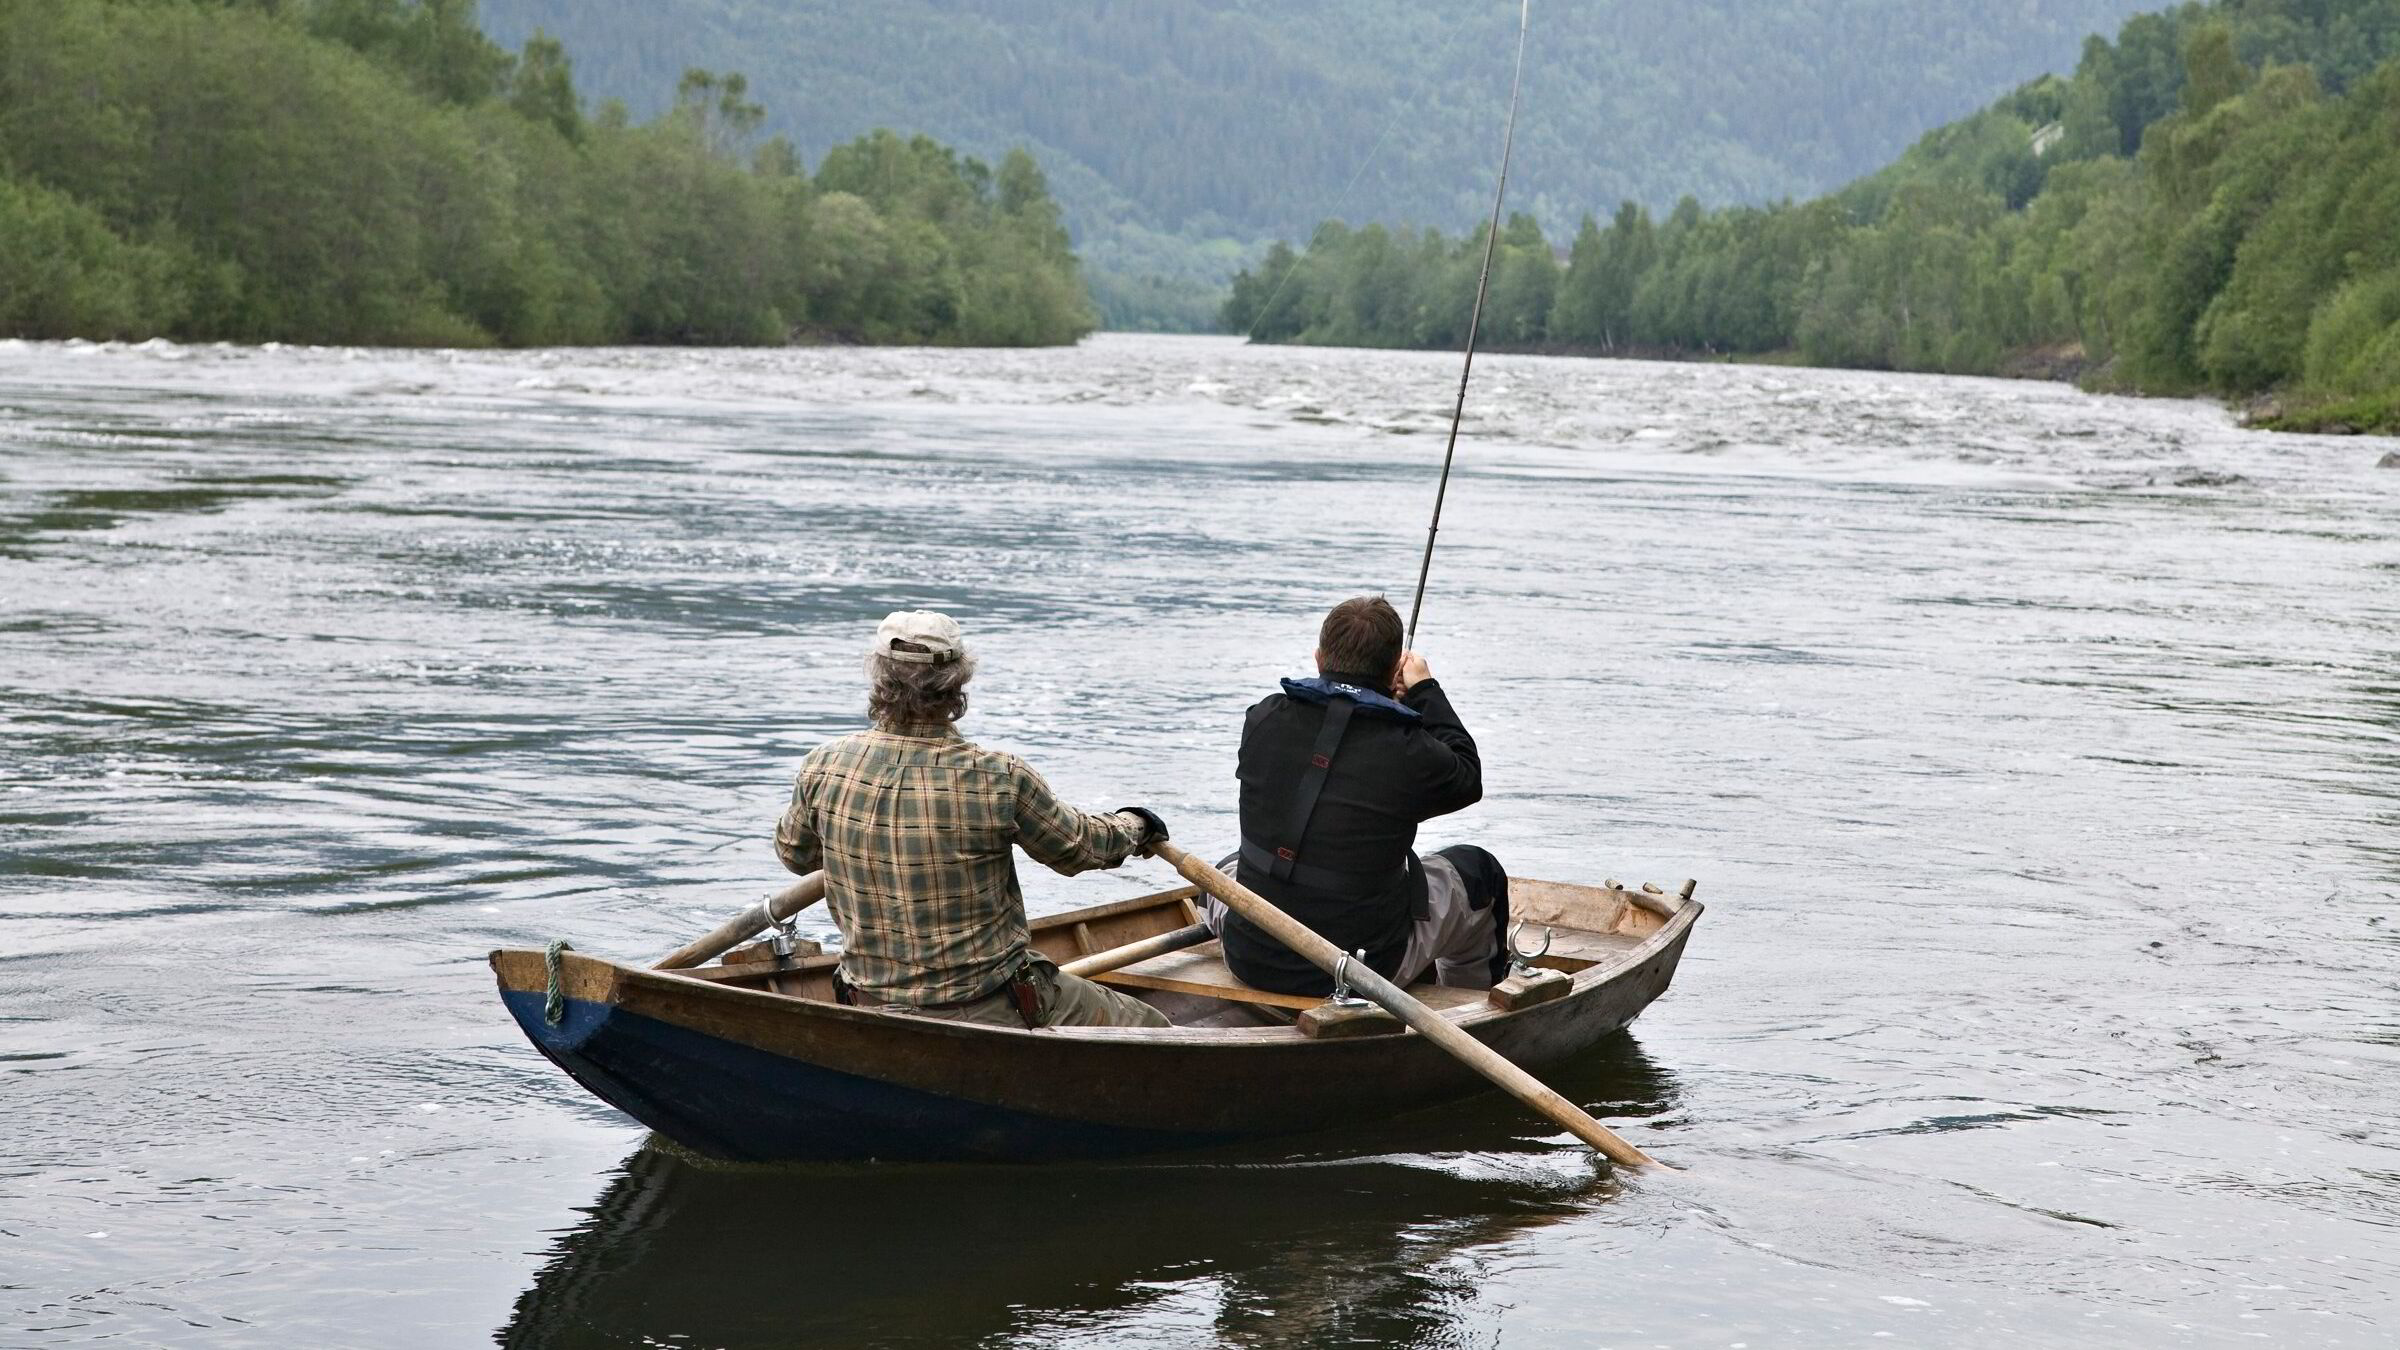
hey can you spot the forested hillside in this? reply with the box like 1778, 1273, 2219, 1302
477, 0, 2159, 330
0, 0, 1093, 347
1227, 0, 2400, 433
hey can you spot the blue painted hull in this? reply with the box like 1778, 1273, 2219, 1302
501, 989, 1233, 1163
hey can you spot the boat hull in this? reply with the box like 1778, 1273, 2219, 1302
495, 887, 1697, 1164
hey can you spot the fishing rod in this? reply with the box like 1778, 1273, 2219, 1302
1406, 0, 1532, 644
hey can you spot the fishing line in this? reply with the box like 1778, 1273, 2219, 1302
1240, 12, 1481, 342
1406, 0, 1531, 644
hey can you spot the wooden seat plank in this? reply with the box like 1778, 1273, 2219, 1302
1095, 941, 1492, 1014
1530, 927, 1647, 971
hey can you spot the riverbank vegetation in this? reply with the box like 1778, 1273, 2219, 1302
0, 0, 1094, 347
1224, 0, 2400, 433
479, 0, 2162, 331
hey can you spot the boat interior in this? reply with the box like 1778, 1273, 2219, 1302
662, 878, 1688, 1031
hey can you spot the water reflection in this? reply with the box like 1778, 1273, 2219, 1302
500, 1036, 1679, 1348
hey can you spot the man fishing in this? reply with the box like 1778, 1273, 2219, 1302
1206, 595, 1508, 996
773, 610, 1172, 1029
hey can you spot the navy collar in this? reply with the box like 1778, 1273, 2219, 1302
1281, 675, 1420, 721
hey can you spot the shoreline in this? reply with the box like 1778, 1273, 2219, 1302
1236, 336, 2398, 442
18, 329, 2395, 448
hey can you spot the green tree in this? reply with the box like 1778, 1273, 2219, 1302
306, 0, 511, 106
1548, 214, 1610, 346
507, 29, 582, 141
0, 174, 189, 338
1483, 214, 1558, 345
672, 68, 766, 160
0, 0, 1097, 348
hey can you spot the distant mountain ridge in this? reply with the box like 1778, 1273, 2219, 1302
479, 0, 2159, 327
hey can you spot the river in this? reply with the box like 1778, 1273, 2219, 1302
2, 333, 2395, 1348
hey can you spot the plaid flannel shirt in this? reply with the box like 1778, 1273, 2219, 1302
774, 723, 1145, 1005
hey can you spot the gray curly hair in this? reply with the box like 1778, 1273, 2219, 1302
865, 641, 975, 727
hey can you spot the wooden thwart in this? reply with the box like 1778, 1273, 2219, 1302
1097, 947, 1321, 1010
1093, 942, 1493, 1014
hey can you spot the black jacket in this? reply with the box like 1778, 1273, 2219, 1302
1223, 671, 1483, 994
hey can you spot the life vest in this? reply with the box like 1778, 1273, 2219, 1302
1238, 677, 1419, 891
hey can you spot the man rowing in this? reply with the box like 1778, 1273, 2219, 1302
1207, 595, 1509, 995
774, 611, 1171, 1028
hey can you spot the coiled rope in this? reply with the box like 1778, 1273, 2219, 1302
543, 939, 575, 1026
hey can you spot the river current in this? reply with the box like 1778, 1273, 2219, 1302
2, 333, 2394, 1348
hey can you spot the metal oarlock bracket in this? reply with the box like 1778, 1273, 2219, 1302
766, 900, 799, 963
1330, 949, 1372, 1008
1507, 921, 1552, 975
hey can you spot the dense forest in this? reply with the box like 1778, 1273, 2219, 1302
0, 0, 1093, 347
1226, 0, 2400, 433
478, 0, 2160, 331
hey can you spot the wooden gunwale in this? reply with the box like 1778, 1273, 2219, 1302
496, 877, 1696, 1047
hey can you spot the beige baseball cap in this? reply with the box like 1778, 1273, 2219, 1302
869, 610, 971, 667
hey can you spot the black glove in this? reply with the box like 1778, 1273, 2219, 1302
1114, 806, 1170, 854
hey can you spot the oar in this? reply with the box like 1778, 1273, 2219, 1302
1151, 841, 1662, 1169
1060, 922, 1211, 980
653, 872, 828, 970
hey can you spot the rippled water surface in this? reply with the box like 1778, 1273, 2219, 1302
3, 334, 2396, 1348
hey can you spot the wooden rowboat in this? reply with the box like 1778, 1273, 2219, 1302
491, 875, 1701, 1163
